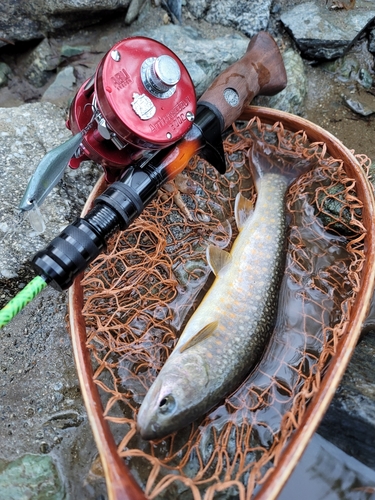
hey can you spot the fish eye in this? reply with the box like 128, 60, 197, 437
158, 394, 176, 414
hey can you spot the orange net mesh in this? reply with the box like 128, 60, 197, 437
80, 117, 368, 499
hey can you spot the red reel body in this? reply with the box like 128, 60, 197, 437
67, 37, 196, 182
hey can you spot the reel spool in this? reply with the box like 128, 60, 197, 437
67, 37, 196, 182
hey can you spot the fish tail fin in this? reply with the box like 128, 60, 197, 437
247, 128, 320, 188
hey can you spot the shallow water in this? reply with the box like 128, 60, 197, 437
280, 433, 375, 500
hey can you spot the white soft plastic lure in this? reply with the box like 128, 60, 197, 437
26, 201, 46, 234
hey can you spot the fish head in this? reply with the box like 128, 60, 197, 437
137, 352, 210, 440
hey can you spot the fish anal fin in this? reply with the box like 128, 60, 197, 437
206, 245, 231, 276
235, 192, 254, 230
179, 321, 218, 353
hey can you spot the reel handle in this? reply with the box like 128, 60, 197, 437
199, 31, 287, 131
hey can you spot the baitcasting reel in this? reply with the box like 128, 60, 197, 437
27, 31, 287, 290
67, 37, 197, 182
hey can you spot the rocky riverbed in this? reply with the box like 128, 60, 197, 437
1, 0, 375, 498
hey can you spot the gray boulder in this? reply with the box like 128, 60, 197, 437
0, 454, 65, 500
281, 1, 375, 60
369, 28, 375, 54
186, 0, 273, 38
24, 39, 61, 88
205, 0, 272, 38
0, 63, 11, 88
0, 0, 131, 47
41, 66, 77, 104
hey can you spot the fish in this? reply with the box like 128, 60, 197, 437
137, 135, 314, 440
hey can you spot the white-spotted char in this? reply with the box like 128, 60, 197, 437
137, 137, 314, 440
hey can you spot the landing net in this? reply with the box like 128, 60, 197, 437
79, 117, 368, 499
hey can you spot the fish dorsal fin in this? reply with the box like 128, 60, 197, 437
206, 245, 231, 276
179, 321, 219, 353
234, 192, 254, 231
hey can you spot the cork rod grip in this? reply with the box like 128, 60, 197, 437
198, 31, 287, 132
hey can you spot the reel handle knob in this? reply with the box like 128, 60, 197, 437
198, 31, 287, 131
143, 54, 181, 95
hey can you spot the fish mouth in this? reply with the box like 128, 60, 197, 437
137, 418, 161, 441
137, 378, 178, 440
137, 395, 175, 440
137, 388, 163, 440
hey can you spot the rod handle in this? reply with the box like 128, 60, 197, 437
198, 31, 287, 131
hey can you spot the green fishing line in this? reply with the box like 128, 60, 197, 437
0, 275, 47, 329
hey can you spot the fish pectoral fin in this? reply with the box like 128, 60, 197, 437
206, 245, 231, 276
179, 321, 218, 353
234, 192, 254, 231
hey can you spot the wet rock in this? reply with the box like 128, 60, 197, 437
0, 63, 11, 88
281, 1, 375, 60
125, 0, 147, 25
39, 442, 51, 454
41, 66, 76, 105
45, 410, 84, 429
134, 24, 248, 96
186, 0, 207, 18
254, 48, 307, 115
60, 44, 90, 58
315, 182, 360, 235
321, 43, 374, 89
357, 68, 373, 89
186, 0, 274, 36
195, 0, 273, 38
281, 433, 375, 500
343, 96, 375, 116
323, 56, 360, 81
369, 28, 375, 54
318, 330, 375, 470
0, 284, 101, 498
162, 0, 182, 23
0, 0, 132, 47
0, 4, 42, 47
0, 102, 101, 278
24, 39, 60, 88
0, 454, 65, 499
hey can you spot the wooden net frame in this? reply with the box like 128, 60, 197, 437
69, 107, 375, 500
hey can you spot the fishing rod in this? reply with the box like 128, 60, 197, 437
0, 31, 287, 329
